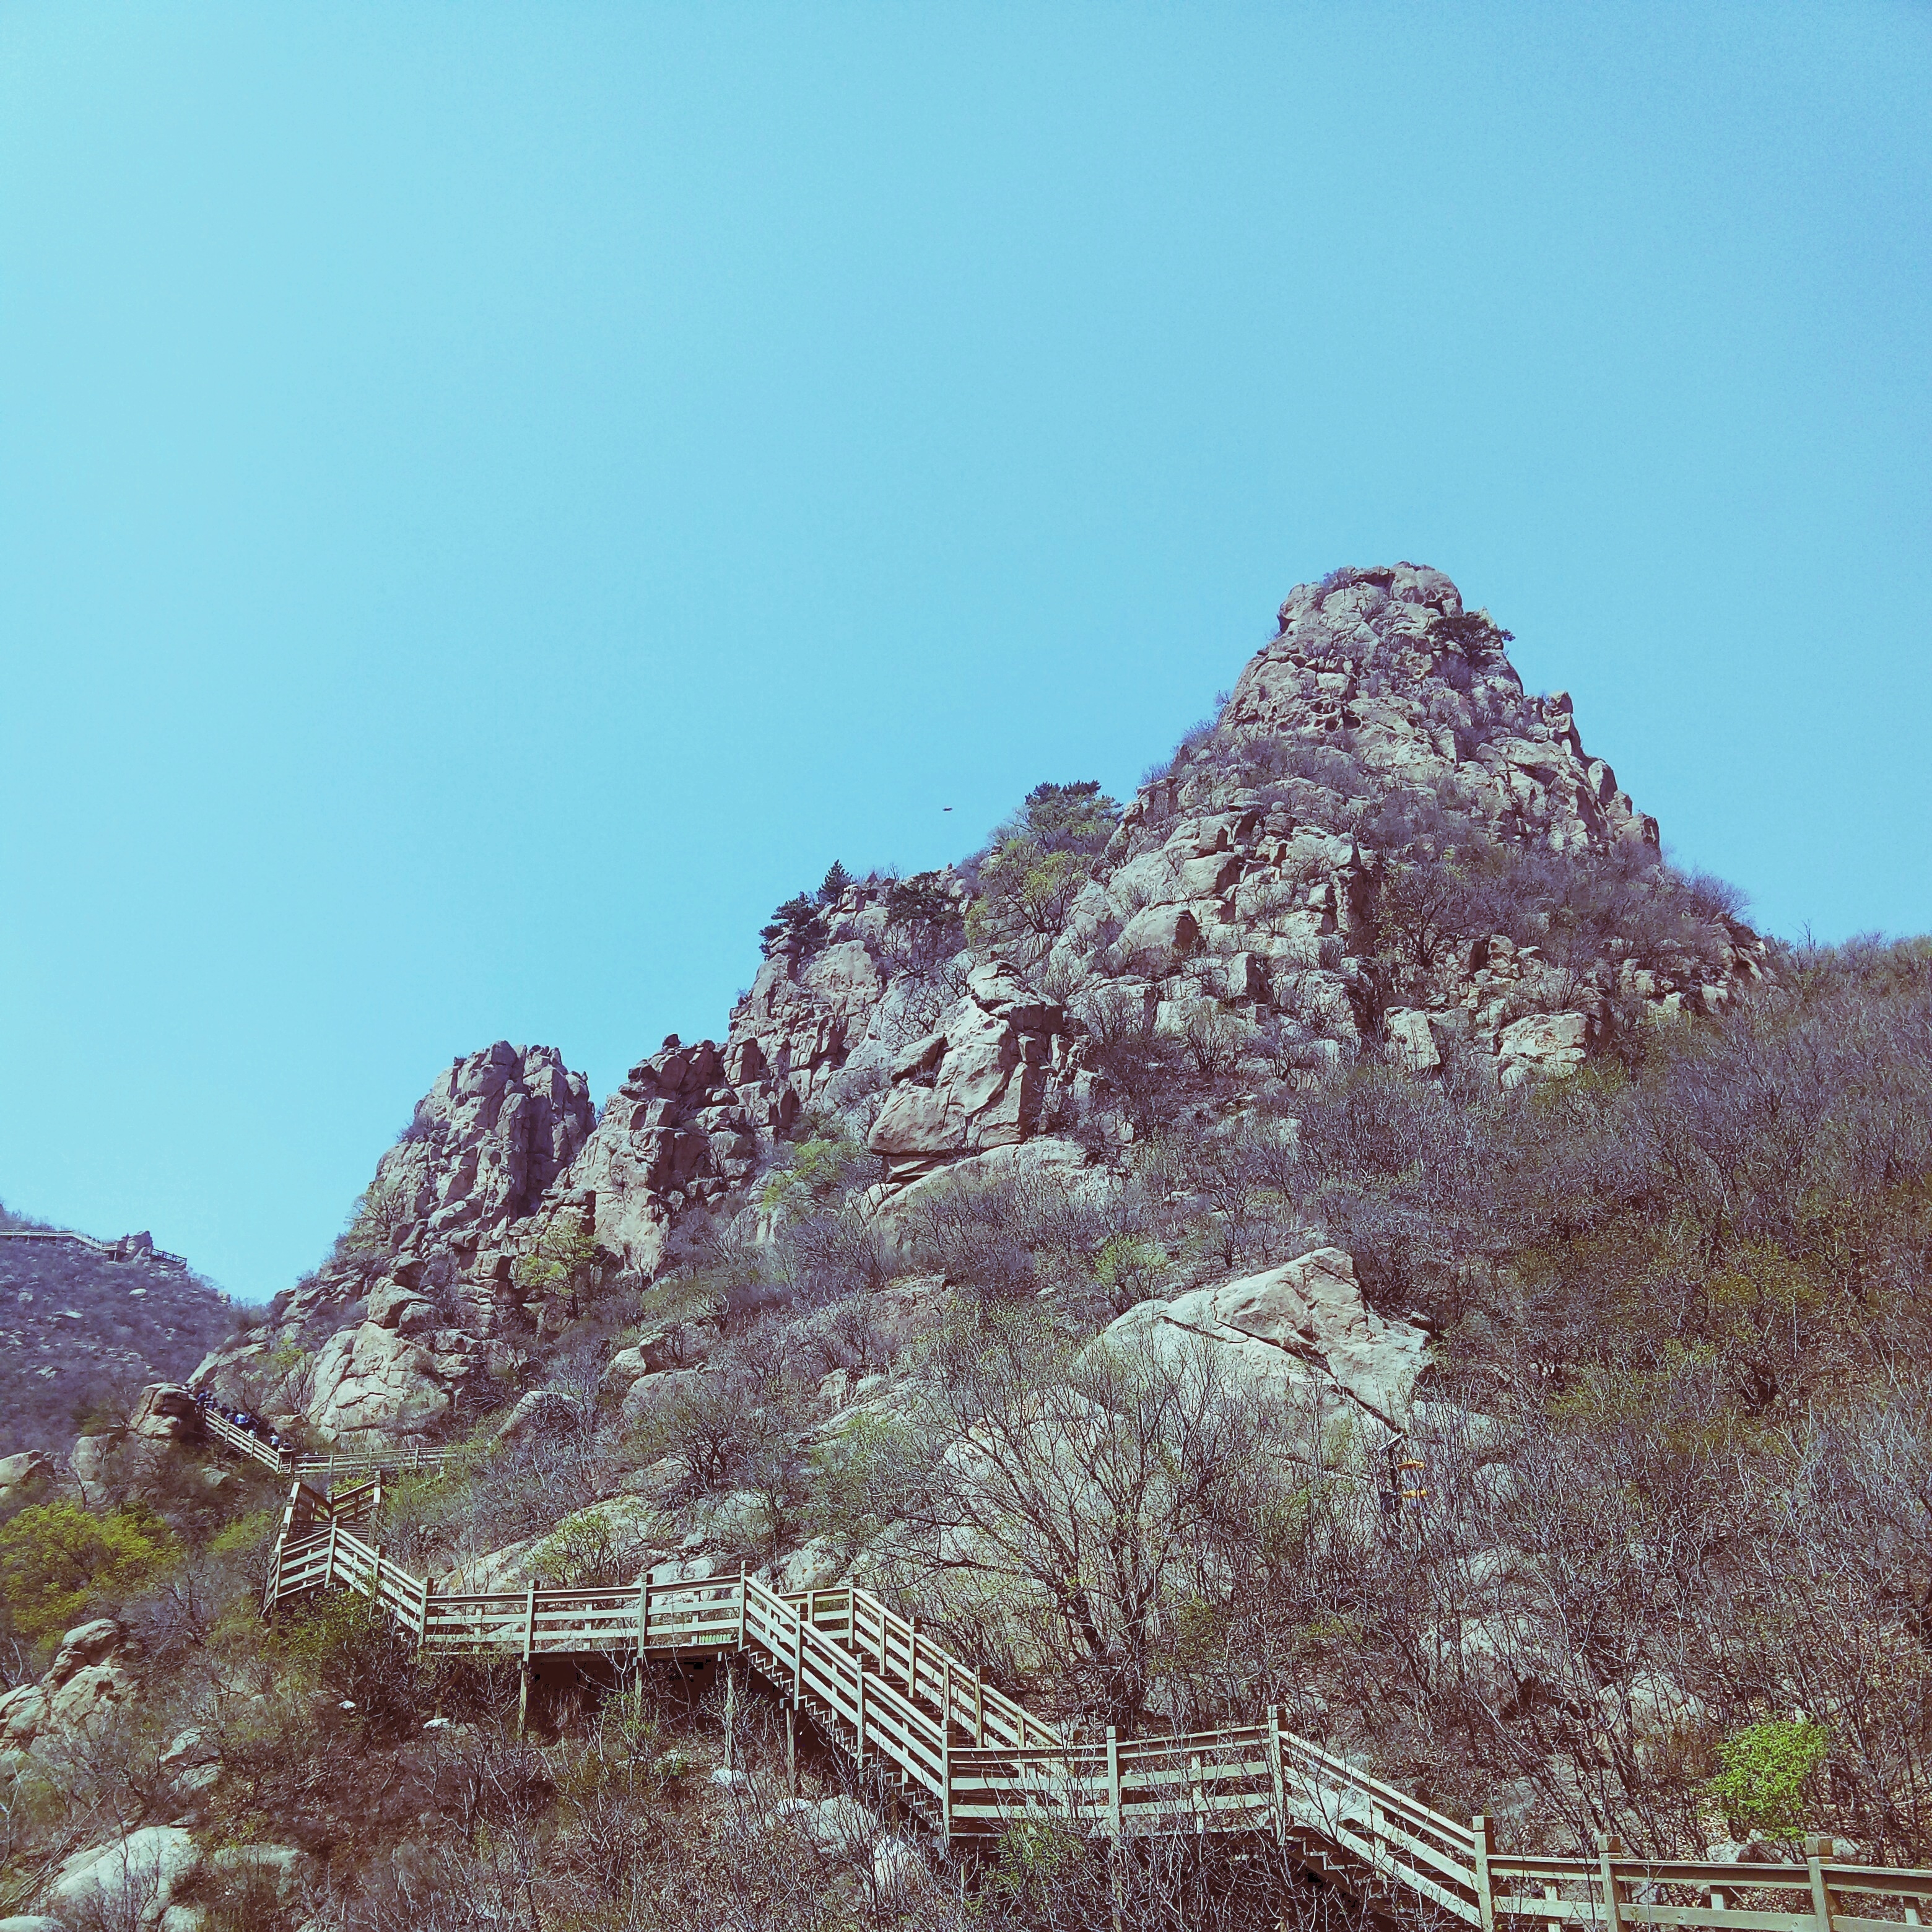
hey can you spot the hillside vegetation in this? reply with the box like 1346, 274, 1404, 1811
0, 1209, 239, 1457
4, 567, 1928, 1932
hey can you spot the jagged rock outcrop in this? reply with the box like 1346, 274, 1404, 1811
1223, 565, 1657, 850
0, 1619, 135, 1759
867, 960, 1085, 1183
370, 1041, 594, 1263
192, 1042, 592, 1441
566, 1034, 786, 1273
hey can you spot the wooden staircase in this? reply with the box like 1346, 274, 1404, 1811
248, 1469, 1932, 1930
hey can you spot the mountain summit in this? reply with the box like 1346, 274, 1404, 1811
196, 567, 1760, 1443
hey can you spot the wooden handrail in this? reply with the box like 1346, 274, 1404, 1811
201, 1411, 451, 1482
255, 1476, 1932, 1926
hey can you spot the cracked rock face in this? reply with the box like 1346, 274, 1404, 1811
866, 962, 1084, 1184
568, 1034, 790, 1274
380, 1042, 595, 1254
1106, 1247, 1430, 1427
304, 1321, 476, 1443
193, 1041, 593, 1440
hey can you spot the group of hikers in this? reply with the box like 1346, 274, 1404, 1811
193, 1386, 290, 1456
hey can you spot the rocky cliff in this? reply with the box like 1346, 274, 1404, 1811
193, 565, 1762, 1445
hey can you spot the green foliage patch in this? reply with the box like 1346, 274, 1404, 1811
1707, 1720, 1829, 1836
0, 1497, 179, 1644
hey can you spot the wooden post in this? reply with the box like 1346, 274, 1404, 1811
855, 1656, 868, 1762
907, 1616, 918, 1698
786, 1703, 799, 1798
1268, 1707, 1286, 1847
637, 1581, 648, 1661
737, 1564, 748, 1651
1805, 1837, 1837, 1932
941, 1656, 953, 1739
516, 1583, 537, 1740
325, 1520, 339, 1590
1597, 1835, 1624, 1932
1107, 1725, 1123, 1839
973, 1674, 985, 1746
941, 1726, 952, 1841
793, 1598, 804, 1705
1473, 1816, 1497, 1932
724, 1655, 738, 1772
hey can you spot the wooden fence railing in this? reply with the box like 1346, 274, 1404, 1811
260, 1478, 1932, 1923
0, 1227, 188, 1268
203, 1409, 448, 1483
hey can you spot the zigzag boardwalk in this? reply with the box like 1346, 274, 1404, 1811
251, 1462, 1932, 1930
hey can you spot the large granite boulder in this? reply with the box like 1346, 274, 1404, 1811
50, 1825, 199, 1928
305, 1320, 466, 1443
1105, 1247, 1429, 1427
1497, 1009, 1593, 1087
0, 1618, 135, 1752
0, 1451, 54, 1506
128, 1383, 201, 1443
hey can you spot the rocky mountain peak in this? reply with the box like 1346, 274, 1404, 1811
368, 1042, 593, 1263
1170, 562, 1658, 856
194, 567, 1765, 1448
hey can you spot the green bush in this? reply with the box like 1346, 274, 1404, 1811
966, 780, 1120, 949
0, 1497, 178, 1643
512, 1216, 599, 1299
757, 1132, 866, 1213
1707, 1719, 1829, 1836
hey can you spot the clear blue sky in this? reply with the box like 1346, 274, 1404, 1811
2, 4, 1927, 1303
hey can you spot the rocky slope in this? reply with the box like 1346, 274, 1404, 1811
192, 565, 1763, 1447
0, 1208, 237, 1456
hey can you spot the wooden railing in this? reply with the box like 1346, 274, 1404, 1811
260, 1478, 1932, 1925
203, 1409, 448, 1483
0, 1227, 187, 1268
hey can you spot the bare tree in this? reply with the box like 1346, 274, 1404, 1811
886, 1310, 1286, 1728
